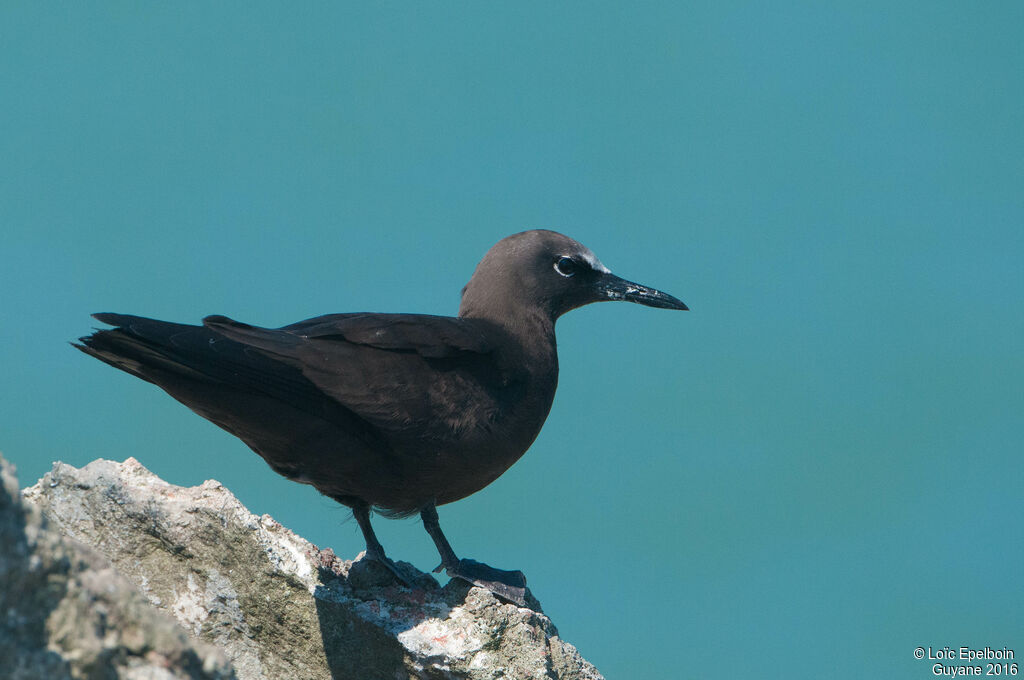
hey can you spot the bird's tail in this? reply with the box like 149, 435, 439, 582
74, 313, 214, 385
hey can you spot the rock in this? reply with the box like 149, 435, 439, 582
0, 453, 233, 680
10, 455, 603, 680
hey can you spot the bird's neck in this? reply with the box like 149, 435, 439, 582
460, 304, 558, 376
459, 304, 560, 465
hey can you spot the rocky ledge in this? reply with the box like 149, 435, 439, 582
0, 453, 602, 680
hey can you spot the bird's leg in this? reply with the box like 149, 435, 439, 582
352, 502, 408, 585
420, 503, 528, 606
420, 503, 459, 572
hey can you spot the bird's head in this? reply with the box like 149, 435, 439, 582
459, 230, 687, 324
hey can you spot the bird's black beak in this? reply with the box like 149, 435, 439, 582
596, 273, 688, 310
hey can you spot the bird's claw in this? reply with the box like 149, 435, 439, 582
357, 551, 412, 587
445, 558, 528, 607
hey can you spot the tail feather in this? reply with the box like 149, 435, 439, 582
75, 320, 211, 385
75, 313, 344, 419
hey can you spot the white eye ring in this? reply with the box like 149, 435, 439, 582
554, 256, 578, 277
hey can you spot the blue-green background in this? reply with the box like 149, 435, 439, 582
2, 3, 1022, 677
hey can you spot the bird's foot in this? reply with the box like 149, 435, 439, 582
350, 550, 412, 589
435, 558, 528, 607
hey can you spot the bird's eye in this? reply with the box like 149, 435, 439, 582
555, 256, 578, 277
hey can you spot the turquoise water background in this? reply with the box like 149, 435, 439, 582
2, 4, 1022, 677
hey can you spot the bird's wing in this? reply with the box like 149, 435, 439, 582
203, 314, 508, 439
83, 313, 364, 427
279, 313, 493, 357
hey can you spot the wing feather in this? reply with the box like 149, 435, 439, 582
203, 315, 508, 440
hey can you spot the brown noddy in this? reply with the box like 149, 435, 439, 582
75, 229, 687, 606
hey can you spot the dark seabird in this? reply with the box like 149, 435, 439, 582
75, 229, 687, 605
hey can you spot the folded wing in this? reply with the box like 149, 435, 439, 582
202, 313, 508, 442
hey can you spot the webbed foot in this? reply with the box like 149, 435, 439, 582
347, 550, 413, 590
367, 551, 412, 584
436, 558, 528, 606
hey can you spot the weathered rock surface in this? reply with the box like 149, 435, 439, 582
0, 453, 232, 680
5, 454, 603, 680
